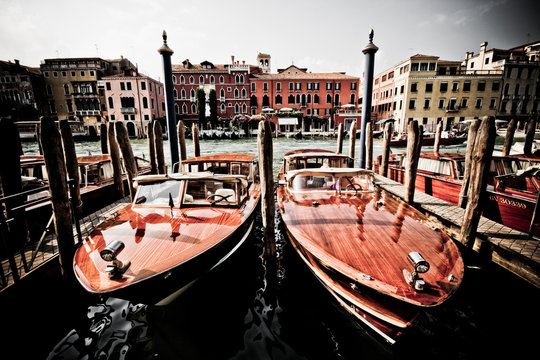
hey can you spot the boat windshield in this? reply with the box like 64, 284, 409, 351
134, 180, 182, 207
291, 174, 373, 192
183, 179, 239, 206
286, 156, 352, 172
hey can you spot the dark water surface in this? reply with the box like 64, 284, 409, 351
8, 136, 539, 359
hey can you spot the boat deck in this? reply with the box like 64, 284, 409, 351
374, 174, 540, 288
1, 197, 131, 292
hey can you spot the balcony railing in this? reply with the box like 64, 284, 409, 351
72, 92, 97, 98
121, 107, 136, 114
75, 110, 101, 116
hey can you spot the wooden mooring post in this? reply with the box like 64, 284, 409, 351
404, 120, 422, 204
336, 123, 344, 154
459, 116, 496, 250
523, 117, 536, 156
458, 119, 481, 208
60, 120, 82, 216
147, 120, 157, 174
192, 123, 200, 157
39, 117, 75, 280
501, 118, 516, 156
115, 122, 138, 200
433, 121, 442, 153
366, 121, 373, 170
348, 120, 357, 160
177, 120, 187, 163
257, 120, 276, 258
380, 121, 393, 177
154, 121, 166, 174
108, 122, 124, 198
100, 123, 108, 154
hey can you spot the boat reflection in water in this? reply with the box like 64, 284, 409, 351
277, 149, 464, 343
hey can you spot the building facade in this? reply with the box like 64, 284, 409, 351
40, 56, 137, 136
372, 54, 503, 133
102, 70, 165, 137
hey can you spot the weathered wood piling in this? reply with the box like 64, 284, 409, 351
257, 120, 275, 258
192, 124, 200, 157
336, 123, 343, 154
380, 121, 392, 177
523, 117, 536, 156
100, 123, 108, 154
458, 119, 481, 208
108, 122, 124, 198
59, 120, 81, 216
348, 120, 357, 160
404, 120, 421, 204
459, 116, 496, 250
39, 117, 75, 280
115, 122, 138, 200
501, 118, 516, 156
147, 120, 157, 174
433, 121, 442, 153
366, 121, 373, 170
177, 120, 187, 163
153, 121, 166, 174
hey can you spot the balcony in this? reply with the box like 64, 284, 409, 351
445, 105, 460, 113
75, 110, 101, 116
121, 107, 136, 114
72, 91, 98, 98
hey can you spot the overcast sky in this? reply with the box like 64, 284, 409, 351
1, 0, 539, 81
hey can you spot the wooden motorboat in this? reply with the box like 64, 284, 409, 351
277, 150, 464, 343
380, 152, 540, 235
390, 132, 466, 147
73, 153, 261, 304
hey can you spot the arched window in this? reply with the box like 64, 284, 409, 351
210, 75, 215, 84
234, 89, 239, 99
307, 94, 311, 104
239, 75, 244, 84
275, 95, 282, 104
250, 95, 258, 107
301, 94, 306, 107
504, 83, 510, 94
326, 94, 332, 104
220, 89, 225, 99
182, 103, 187, 114
108, 97, 114, 108
143, 97, 148, 109
296, 94, 300, 104
334, 94, 340, 106
199, 75, 204, 84
235, 104, 239, 113
514, 84, 520, 96
314, 94, 319, 104
173, 89, 178, 99
190, 89, 195, 99
189, 76, 194, 84
350, 93, 356, 105
181, 89, 186, 99
172, 75, 177, 84
288, 95, 295, 104
219, 75, 224, 84
242, 104, 247, 113
241, 88, 247, 98
191, 104, 196, 114
262, 95, 270, 107
175, 104, 179, 115
180, 76, 185, 84
220, 103, 226, 113
63, 84, 70, 95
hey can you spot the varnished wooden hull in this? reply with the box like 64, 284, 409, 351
277, 162, 464, 342
73, 184, 261, 304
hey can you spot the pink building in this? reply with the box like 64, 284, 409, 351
102, 69, 166, 137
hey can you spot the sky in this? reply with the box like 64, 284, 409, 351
1, 0, 539, 81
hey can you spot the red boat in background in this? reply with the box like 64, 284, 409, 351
379, 152, 540, 236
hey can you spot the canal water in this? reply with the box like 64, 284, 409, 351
12, 136, 540, 359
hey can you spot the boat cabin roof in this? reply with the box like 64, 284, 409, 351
284, 151, 351, 160
285, 167, 372, 181
134, 172, 248, 184
181, 153, 255, 164
77, 155, 111, 164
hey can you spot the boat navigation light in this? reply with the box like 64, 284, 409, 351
100, 240, 131, 279
406, 251, 430, 291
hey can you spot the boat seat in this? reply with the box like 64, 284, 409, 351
184, 194, 193, 203
215, 188, 235, 201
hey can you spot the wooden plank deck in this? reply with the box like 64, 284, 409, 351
374, 174, 540, 288
0, 196, 131, 292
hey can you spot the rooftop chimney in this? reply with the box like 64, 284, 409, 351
480, 42, 488, 53
231, 55, 235, 64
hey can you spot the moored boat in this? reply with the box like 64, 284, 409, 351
380, 152, 540, 235
390, 131, 466, 147
73, 153, 261, 304
277, 149, 464, 343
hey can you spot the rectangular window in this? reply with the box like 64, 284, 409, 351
452, 82, 459, 92
127, 82, 132, 91
263, 83, 268, 92
440, 82, 448, 92
141, 81, 146, 90
489, 98, 496, 109
144, 114, 150, 120
289, 82, 294, 91
485, 57, 490, 64
429, 63, 436, 71
411, 63, 419, 71
438, 98, 445, 109
80, 71, 85, 76
335, 82, 341, 91
307, 82, 312, 91
276, 82, 281, 91
400, 85, 404, 94
411, 82, 418, 92
296, 82, 301, 91
62, 71, 67, 77
477, 81, 486, 91
351, 82, 357, 90
110, 115, 115, 120
314, 82, 319, 91
106, 82, 111, 91
463, 81, 471, 92
425, 82, 433, 93
120, 82, 125, 91
409, 99, 416, 110
251, 83, 256, 92
424, 98, 431, 109
326, 82, 332, 90
475, 98, 482, 109
461, 98, 468, 108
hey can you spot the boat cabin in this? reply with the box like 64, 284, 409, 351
282, 150, 354, 173
133, 173, 249, 208
180, 153, 257, 183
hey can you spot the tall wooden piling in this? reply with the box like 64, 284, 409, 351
380, 122, 393, 177
257, 120, 276, 258
523, 117, 536, 156
100, 123, 108, 154
458, 119, 481, 208
154, 121, 166, 174
348, 120, 357, 160
115, 122, 138, 200
433, 121, 443, 153
501, 118, 516, 156
60, 120, 81, 216
108, 122, 124, 198
39, 117, 74, 280
366, 121, 373, 170
147, 120, 157, 174
404, 120, 421, 204
177, 120, 187, 163
192, 123, 200, 157
459, 116, 496, 250
336, 123, 344, 154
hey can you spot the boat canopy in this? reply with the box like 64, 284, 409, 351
285, 167, 372, 181
134, 172, 248, 184
284, 151, 350, 160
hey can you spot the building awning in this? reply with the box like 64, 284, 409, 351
278, 117, 298, 125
